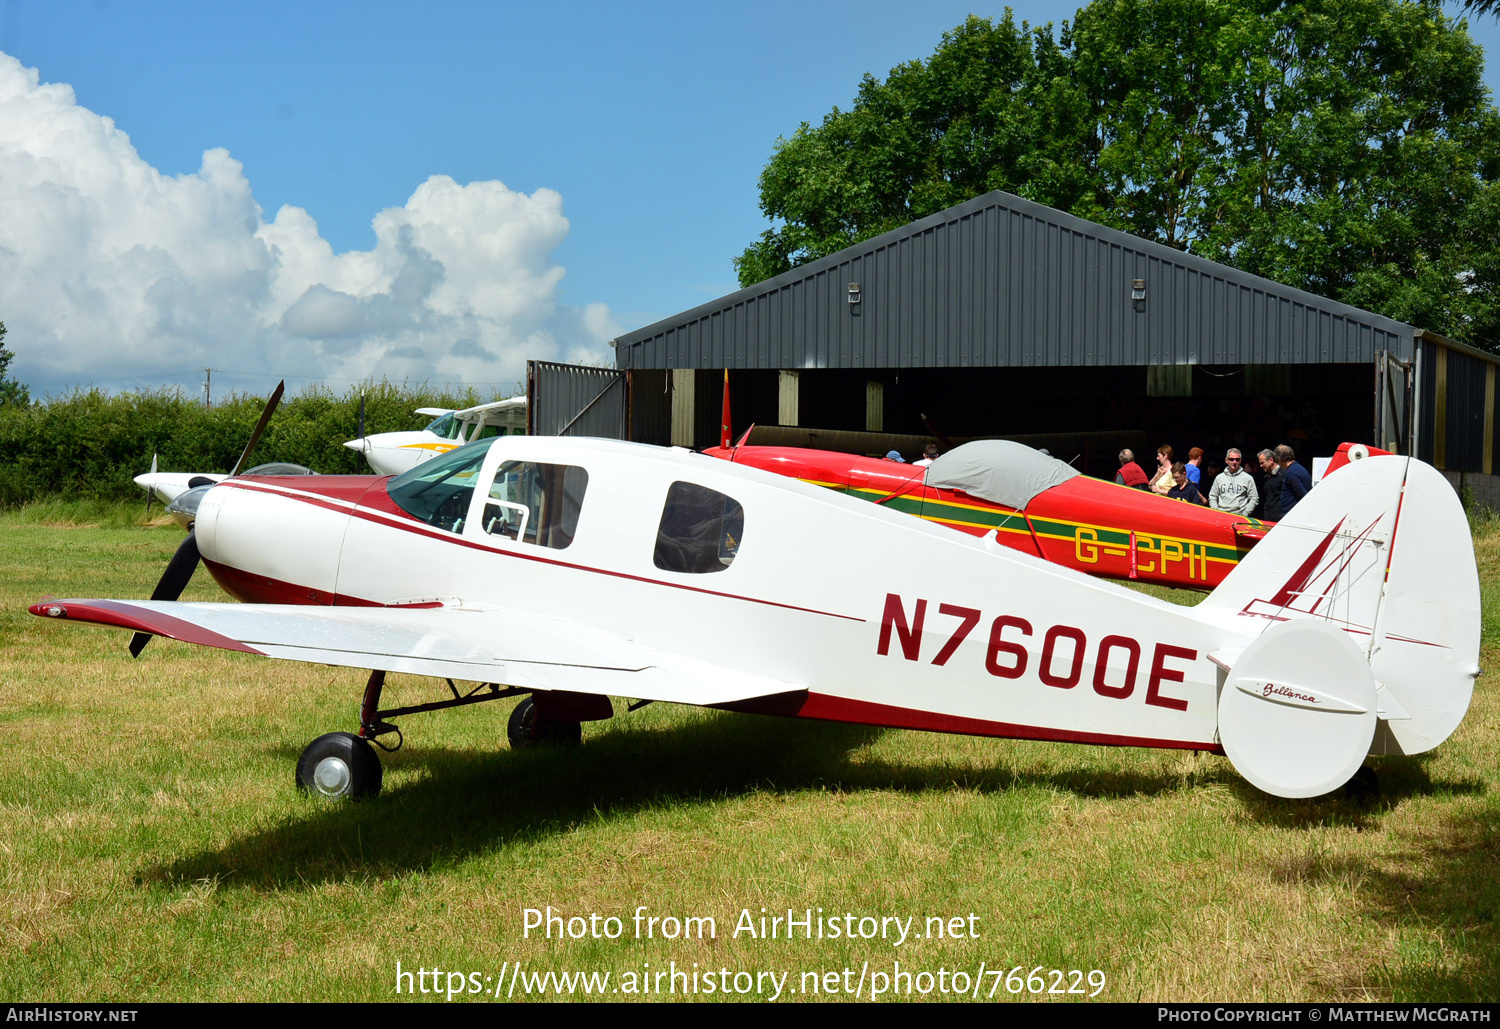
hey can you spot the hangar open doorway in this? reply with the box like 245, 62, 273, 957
643, 361, 1393, 485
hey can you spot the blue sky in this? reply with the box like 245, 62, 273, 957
1, 1, 1497, 396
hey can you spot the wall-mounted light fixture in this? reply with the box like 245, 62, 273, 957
1131, 278, 1146, 301
848, 282, 861, 305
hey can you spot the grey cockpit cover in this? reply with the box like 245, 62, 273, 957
923, 440, 1079, 510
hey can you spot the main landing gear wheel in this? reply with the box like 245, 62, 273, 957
507, 698, 582, 749
296, 732, 383, 800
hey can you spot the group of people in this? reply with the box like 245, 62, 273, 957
1114, 443, 1311, 521
884, 437, 1311, 522
884, 444, 942, 467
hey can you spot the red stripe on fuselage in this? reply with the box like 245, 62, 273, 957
723, 691, 1222, 753
240, 474, 386, 504
217, 479, 867, 623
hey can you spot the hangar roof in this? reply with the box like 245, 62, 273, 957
613, 190, 1414, 371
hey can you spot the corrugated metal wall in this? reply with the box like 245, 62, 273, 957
1416, 337, 1500, 474
1445, 349, 1489, 473
616, 190, 1414, 372
527, 361, 628, 438
1417, 344, 1438, 464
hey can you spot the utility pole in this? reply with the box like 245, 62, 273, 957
203, 368, 212, 410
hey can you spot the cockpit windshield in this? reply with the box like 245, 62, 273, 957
386, 437, 497, 532
424, 412, 465, 440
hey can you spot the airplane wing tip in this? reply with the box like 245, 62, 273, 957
29, 598, 267, 656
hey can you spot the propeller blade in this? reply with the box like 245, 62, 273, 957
129, 532, 202, 658
229, 380, 285, 477
135, 379, 279, 656
144, 453, 157, 516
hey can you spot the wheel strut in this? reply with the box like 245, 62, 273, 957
356, 669, 530, 750
359, 669, 398, 741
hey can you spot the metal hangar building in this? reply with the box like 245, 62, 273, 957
530, 189, 1499, 493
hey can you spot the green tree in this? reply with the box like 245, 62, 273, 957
1191, 0, 1500, 339
0, 321, 29, 408
734, 13, 1105, 285
738, 1, 1500, 348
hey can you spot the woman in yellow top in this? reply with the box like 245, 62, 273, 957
1148, 444, 1175, 495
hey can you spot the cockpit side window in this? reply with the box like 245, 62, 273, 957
483, 461, 588, 550
653, 482, 743, 574
386, 438, 496, 532
425, 412, 465, 440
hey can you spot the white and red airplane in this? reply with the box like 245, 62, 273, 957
29, 433, 1478, 802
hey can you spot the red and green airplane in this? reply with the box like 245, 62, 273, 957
703, 438, 1384, 591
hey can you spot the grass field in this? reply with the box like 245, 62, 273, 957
0, 502, 1496, 1002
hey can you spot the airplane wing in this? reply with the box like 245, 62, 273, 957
453, 397, 526, 419
30, 599, 802, 707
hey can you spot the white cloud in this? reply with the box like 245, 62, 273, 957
0, 52, 614, 394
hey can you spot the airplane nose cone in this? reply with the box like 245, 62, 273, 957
167, 485, 211, 530
344, 439, 366, 452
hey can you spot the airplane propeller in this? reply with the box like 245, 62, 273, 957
229, 380, 286, 479
128, 533, 202, 657
129, 380, 285, 658
143, 453, 157, 517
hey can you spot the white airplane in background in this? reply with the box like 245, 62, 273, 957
32, 433, 1478, 803
344, 397, 526, 476
131, 384, 314, 528
135, 457, 314, 514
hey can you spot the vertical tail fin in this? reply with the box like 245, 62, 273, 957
1202, 455, 1479, 755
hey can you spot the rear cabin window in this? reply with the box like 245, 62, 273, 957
386, 438, 495, 532
654, 481, 743, 574
483, 461, 588, 550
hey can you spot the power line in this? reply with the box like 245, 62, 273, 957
34, 368, 532, 393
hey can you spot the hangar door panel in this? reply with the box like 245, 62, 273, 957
1375, 351, 1411, 454
529, 361, 629, 439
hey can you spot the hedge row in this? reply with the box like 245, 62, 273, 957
0, 381, 507, 506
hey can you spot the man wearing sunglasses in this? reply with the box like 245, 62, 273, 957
1207, 448, 1259, 515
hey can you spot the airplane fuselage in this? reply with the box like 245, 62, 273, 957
193, 437, 1236, 751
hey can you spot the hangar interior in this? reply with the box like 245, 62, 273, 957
637, 363, 1375, 483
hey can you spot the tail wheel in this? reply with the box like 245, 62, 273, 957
1344, 764, 1380, 801
507, 697, 582, 749
296, 732, 383, 800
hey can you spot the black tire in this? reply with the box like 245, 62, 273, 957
507, 697, 582, 749
296, 731, 383, 800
